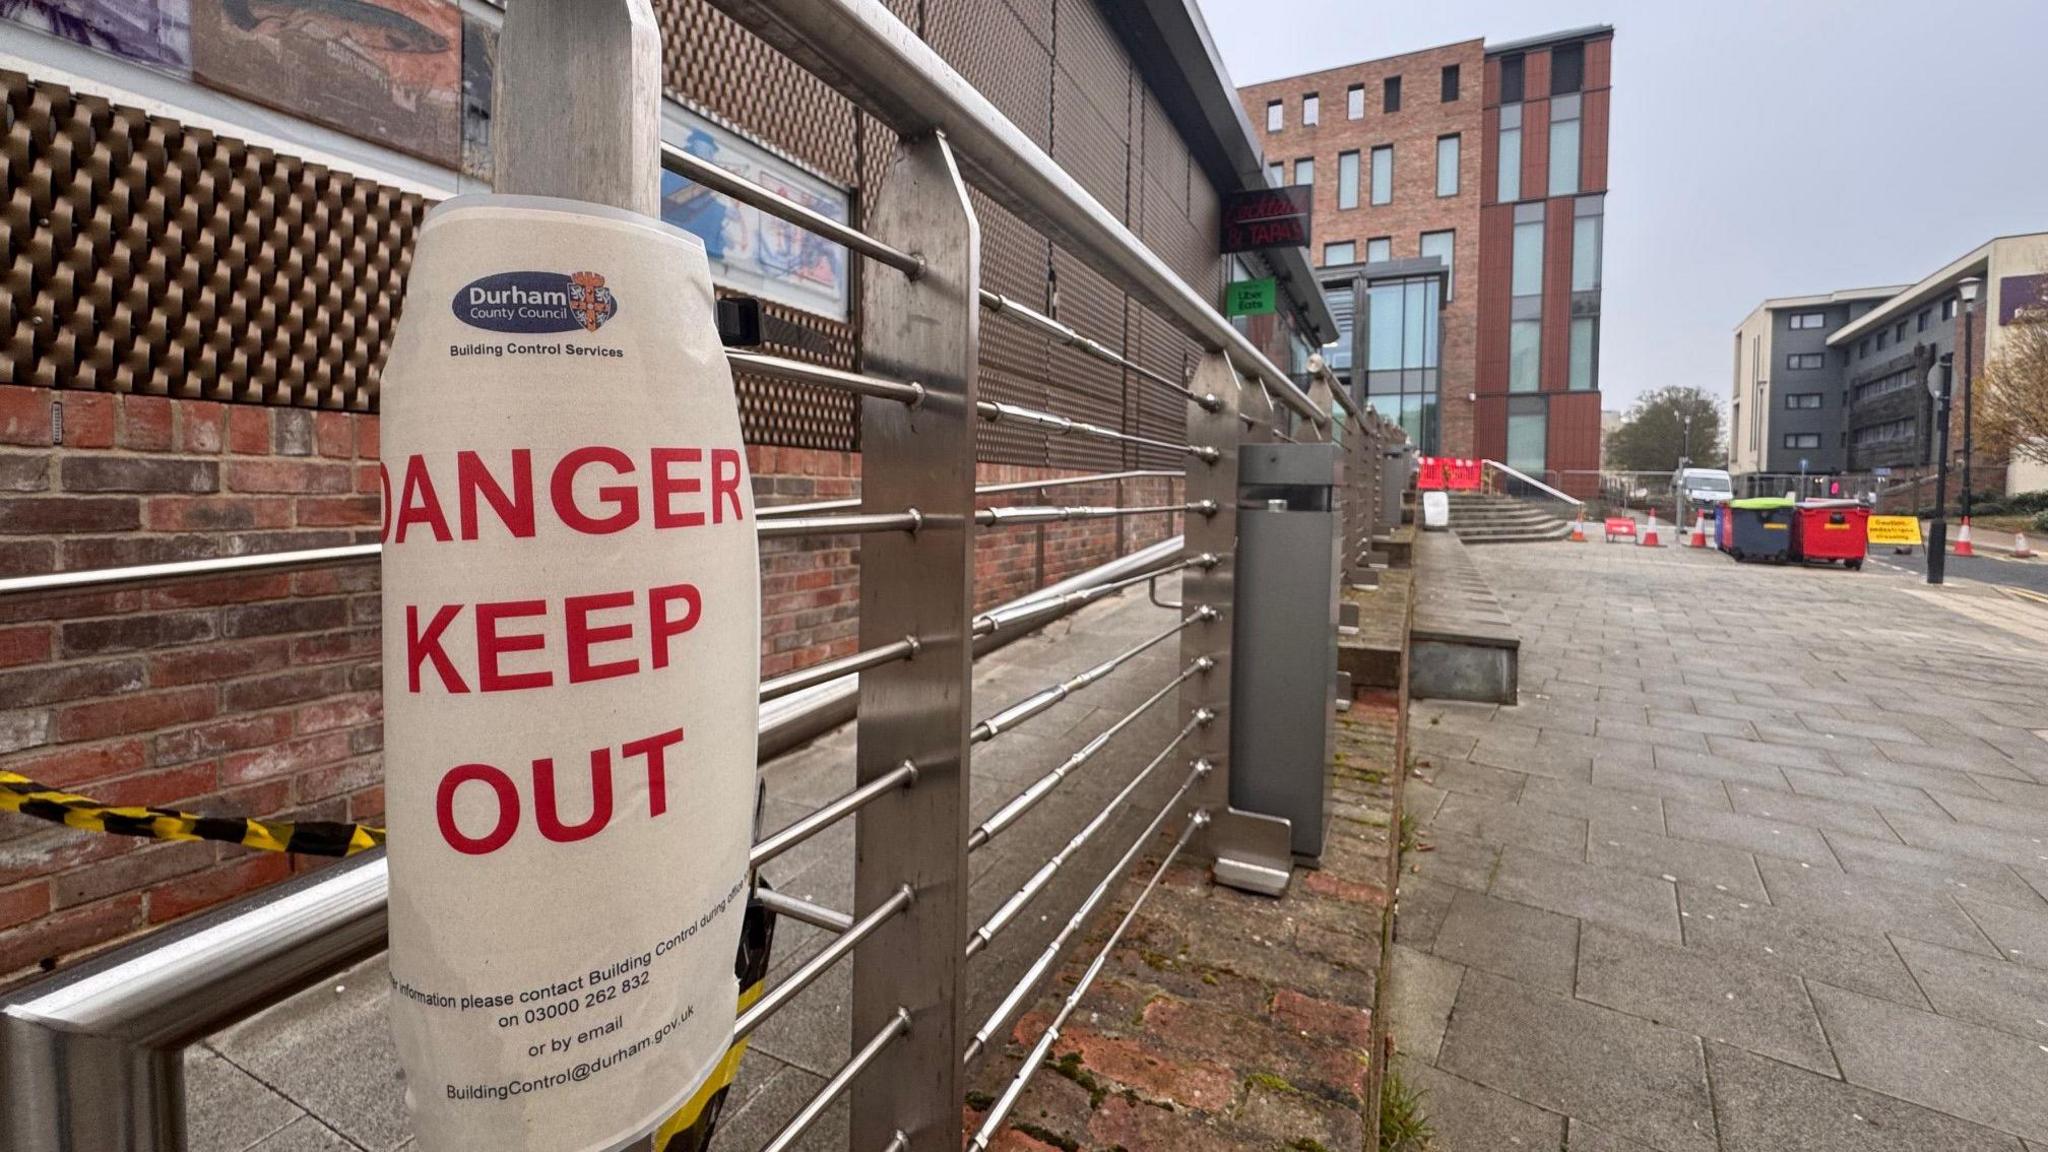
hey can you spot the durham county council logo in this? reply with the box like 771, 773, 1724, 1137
453, 271, 620, 334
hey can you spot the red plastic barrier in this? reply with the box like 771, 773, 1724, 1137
1418, 456, 1482, 491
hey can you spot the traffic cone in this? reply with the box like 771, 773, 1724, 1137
1955, 518, 1975, 557
1641, 512, 1661, 547
2014, 530, 2036, 559
1687, 512, 1708, 548
1570, 509, 1587, 543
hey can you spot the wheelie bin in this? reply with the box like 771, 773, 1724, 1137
1793, 499, 1870, 569
1721, 496, 1795, 563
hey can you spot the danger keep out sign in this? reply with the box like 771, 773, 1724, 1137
380, 197, 760, 1152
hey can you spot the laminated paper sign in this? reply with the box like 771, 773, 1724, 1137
380, 196, 759, 1152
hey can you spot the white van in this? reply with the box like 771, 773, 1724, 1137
1676, 467, 1733, 507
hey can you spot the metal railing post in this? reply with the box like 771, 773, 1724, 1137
849, 132, 977, 1151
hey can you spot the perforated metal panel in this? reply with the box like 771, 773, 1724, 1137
1, 69, 420, 410
971, 187, 1053, 467
1047, 245, 1125, 471
652, 0, 859, 186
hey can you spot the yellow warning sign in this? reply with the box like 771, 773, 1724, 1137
1868, 516, 1923, 547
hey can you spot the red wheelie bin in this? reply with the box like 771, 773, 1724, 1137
1792, 500, 1869, 569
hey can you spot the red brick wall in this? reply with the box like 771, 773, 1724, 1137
0, 386, 1187, 983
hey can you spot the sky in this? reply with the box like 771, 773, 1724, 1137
1199, 0, 2048, 415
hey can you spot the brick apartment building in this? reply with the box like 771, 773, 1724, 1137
0, 0, 1336, 981
1240, 26, 1614, 493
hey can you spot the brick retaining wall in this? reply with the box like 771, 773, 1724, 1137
0, 382, 1185, 984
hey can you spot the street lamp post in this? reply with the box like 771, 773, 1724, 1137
1927, 346, 1953, 585
1957, 277, 1982, 530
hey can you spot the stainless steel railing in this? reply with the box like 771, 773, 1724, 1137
0, 1, 1410, 1147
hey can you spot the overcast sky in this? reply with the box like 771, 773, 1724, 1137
1200, 0, 2048, 414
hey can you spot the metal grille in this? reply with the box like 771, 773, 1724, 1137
1047, 245, 1126, 470
925, 0, 1052, 149
972, 187, 1054, 466
0, 69, 421, 410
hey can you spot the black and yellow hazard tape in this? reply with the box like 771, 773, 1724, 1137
0, 769, 384, 857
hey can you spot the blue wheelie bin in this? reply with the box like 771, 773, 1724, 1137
1721, 496, 1795, 563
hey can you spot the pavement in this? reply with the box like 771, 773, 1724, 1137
1391, 536, 2048, 1151
184, 579, 1192, 1152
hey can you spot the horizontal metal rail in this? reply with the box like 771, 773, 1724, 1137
967, 814, 1203, 1149
704, 0, 1327, 427
726, 349, 927, 407
969, 609, 1211, 743
962, 720, 1206, 959
970, 553, 1212, 638
976, 400, 1218, 463
756, 511, 923, 539
757, 470, 1182, 519
662, 141, 924, 280
734, 884, 913, 1043
754, 888, 854, 934
761, 1008, 912, 1152
963, 764, 1210, 1063
967, 656, 1210, 852
749, 760, 917, 868
974, 501, 1213, 528
759, 638, 920, 703
976, 289, 1202, 407
0, 543, 382, 597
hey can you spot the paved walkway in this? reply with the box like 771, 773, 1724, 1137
187, 581, 1188, 1152
1390, 539, 2048, 1151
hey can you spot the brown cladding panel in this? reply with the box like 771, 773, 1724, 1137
1053, 71, 1130, 225
972, 187, 1055, 467
926, 0, 1052, 149
1046, 245, 1128, 471
1524, 47, 1551, 99
1581, 88, 1610, 193
1481, 105, 1500, 207
1054, 0, 1132, 129
1547, 389, 1603, 478
1483, 54, 1501, 106
1540, 203, 1573, 393
1139, 89, 1190, 213
1520, 98, 1549, 202
1586, 36, 1613, 91
1473, 394, 1508, 461
653, 0, 859, 184
1475, 203, 1515, 395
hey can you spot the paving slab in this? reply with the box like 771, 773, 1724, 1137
1587, 823, 1767, 901
1960, 895, 2048, 971
1384, 943, 1463, 1063
1777, 764, 1952, 816
1662, 801, 1840, 869
1892, 935, 2048, 1040
1676, 884, 1929, 1009
1810, 981, 2048, 1143
1490, 846, 1681, 943
1822, 830, 2048, 910
186, 1047, 304, 1152
1705, 1041, 2025, 1152
1518, 776, 1666, 833
1887, 809, 2048, 871
1754, 855, 2000, 956
1725, 782, 1899, 841
1566, 1118, 1662, 1151
1573, 924, 1837, 1076
1431, 887, 1579, 993
1393, 1054, 1565, 1152
1437, 970, 1716, 1152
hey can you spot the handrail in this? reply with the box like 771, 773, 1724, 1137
705, 0, 1329, 429
1480, 458, 1585, 507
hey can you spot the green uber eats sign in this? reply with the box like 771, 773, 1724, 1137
1225, 276, 1277, 317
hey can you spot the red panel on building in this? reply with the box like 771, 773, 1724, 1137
1582, 89, 1611, 192
1475, 203, 1515, 394
1541, 204, 1575, 392
1521, 98, 1550, 201
1547, 390, 1605, 488
1586, 37, 1613, 90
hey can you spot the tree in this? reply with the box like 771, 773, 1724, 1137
1978, 308, 2048, 466
1603, 386, 1726, 472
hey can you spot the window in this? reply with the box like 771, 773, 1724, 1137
1347, 84, 1365, 119
1362, 276, 1443, 451
1337, 150, 1360, 209
1500, 54, 1525, 103
1267, 162, 1284, 186
1303, 93, 1319, 126
1436, 135, 1460, 197
1876, 330, 1888, 350
1858, 338, 1870, 359
1853, 417, 1916, 447
1551, 43, 1585, 94
1917, 309, 1930, 332
1512, 217, 1544, 299
1441, 64, 1461, 102
1420, 230, 1455, 299
1506, 396, 1546, 472
1942, 297, 1957, 320
1783, 433, 1822, 450
1294, 157, 1314, 186
1266, 101, 1283, 132
1366, 237, 1392, 263
1497, 104, 1522, 202
1786, 353, 1825, 370
1383, 75, 1402, 113
1569, 317, 1597, 390
1509, 320, 1541, 392
1324, 241, 1355, 266
1571, 212, 1602, 293
1789, 312, 1826, 330
1894, 320, 1907, 343
1784, 392, 1823, 409
1548, 93, 1581, 197
1856, 373, 1916, 403
1370, 145, 1392, 205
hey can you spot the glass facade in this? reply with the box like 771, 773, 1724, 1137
1507, 396, 1547, 473
1569, 317, 1597, 390
1512, 218, 1544, 298
1498, 104, 1522, 202
1548, 94, 1581, 197
1509, 320, 1541, 392
1362, 274, 1442, 452
1571, 213, 1602, 292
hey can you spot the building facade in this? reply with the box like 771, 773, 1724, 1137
1238, 26, 1613, 493
0, 0, 1336, 980
1730, 288, 1901, 477
1732, 231, 2048, 499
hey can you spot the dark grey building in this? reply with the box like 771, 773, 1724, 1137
1730, 287, 1901, 479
